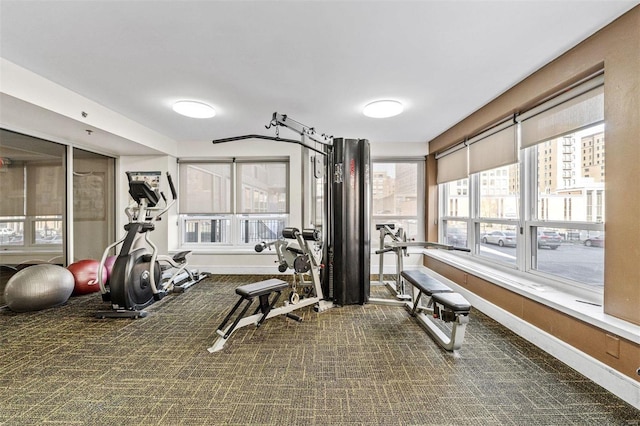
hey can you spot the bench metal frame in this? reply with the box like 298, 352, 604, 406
370, 269, 471, 351
208, 228, 333, 353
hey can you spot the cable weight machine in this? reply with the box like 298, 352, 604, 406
212, 112, 371, 306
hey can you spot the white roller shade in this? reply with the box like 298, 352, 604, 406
179, 162, 232, 214
436, 146, 468, 184
26, 162, 65, 216
0, 165, 25, 216
520, 78, 604, 149
469, 124, 517, 174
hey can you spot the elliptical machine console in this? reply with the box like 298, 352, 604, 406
96, 171, 203, 318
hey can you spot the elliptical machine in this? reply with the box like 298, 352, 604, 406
96, 171, 203, 319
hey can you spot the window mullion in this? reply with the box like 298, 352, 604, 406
519, 139, 533, 273
470, 173, 479, 253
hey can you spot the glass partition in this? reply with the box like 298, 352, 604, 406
72, 148, 116, 261
0, 129, 66, 266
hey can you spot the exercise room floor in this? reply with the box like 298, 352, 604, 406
1, 275, 638, 425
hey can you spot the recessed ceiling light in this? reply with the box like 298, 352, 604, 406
363, 100, 404, 118
172, 100, 216, 118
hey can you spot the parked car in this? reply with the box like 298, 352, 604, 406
537, 230, 561, 249
481, 230, 516, 247
8, 234, 24, 245
584, 235, 604, 247
37, 234, 63, 244
446, 228, 467, 247
0, 228, 15, 236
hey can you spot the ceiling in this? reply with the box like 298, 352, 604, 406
1, 1, 638, 149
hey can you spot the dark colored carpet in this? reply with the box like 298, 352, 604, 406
0, 275, 638, 425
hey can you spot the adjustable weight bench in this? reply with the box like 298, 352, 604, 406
209, 275, 329, 353
401, 270, 472, 351
208, 279, 302, 352
220, 279, 294, 336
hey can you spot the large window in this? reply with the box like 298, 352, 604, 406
438, 75, 605, 290
179, 159, 289, 246
0, 130, 67, 264
371, 160, 424, 241
527, 124, 605, 286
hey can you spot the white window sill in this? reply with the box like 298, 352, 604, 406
423, 249, 640, 345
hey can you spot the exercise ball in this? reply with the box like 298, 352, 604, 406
0, 265, 18, 306
68, 259, 106, 295
4, 264, 74, 312
103, 255, 117, 283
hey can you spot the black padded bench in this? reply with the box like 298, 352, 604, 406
401, 270, 471, 322
216, 279, 290, 339
432, 292, 472, 322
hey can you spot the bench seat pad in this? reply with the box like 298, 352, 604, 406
236, 279, 289, 299
432, 292, 471, 313
401, 270, 452, 295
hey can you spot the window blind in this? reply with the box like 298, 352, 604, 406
436, 145, 467, 184
520, 76, 604, 149
26, 162, 65, 216
178, 162, 232, 214
0, 165, 25, 216
469, 123, 517, 174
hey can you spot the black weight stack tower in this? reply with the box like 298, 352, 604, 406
330, 138, 371, 306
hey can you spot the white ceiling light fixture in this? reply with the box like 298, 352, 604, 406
172, 100, 216, 118
362, 100, 404, 118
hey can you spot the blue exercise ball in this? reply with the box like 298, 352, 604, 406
4, 264, 74, 312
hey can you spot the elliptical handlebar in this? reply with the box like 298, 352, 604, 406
153, 174, 176, 221
123, 172, 177, 223
166, 172, 177, 201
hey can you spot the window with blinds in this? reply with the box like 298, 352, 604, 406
437, 74, 606, 288
178, 159, 289, 246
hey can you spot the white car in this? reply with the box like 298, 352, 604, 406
0, 228, 15, 236
481, 231, 517, 247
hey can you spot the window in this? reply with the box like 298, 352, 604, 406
527, 123, 605, 286
438, 75, 605, 290
237, 162, 287, 213
441, 178, 469, 248
371, 160, 424, 241
0, 130, 67, 264
179, 159, 289, 246
476, 163, 520, 266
